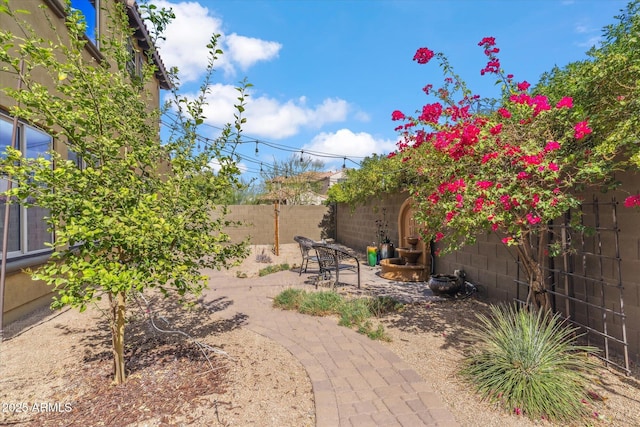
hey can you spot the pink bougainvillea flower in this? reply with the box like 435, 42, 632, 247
481, 152, 499, 164
548, 162, 559, 171
476, 180, 493, 190
456, 193, 464, 208
522, 154, 542, 166
497, 107, 511, 118
517, 80, 531, 91
517, 171, 530, 180
445, 210, 456, 223
574, 121, 593, 139
490, 123, 503, 135
514, 407, 522, 416
556, 96, 573, 109
480, 59, 500, 75
387, 152, 397, 159
422, 84, 433, 95
391, 110, 405, 121
435, 232, 444, 242
491, 222, 499, 231
624, 194, 640, 208
500, 194, 511, 210
545, 141, 561, 151
502, 236, 513, 244
419, 102, 443, 123
526, 213, 541, 224
413, 47, 435, 64
478, 36, 496, 47
531, 94, 551, 116
473, 197, 484, 212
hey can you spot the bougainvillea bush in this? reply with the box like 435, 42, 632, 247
390, 37, 607, 310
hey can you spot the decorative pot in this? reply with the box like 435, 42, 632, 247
428, 274, 461, 295
366, 246, 378, 267
379, 243, 395, 260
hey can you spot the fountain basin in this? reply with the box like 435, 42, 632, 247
380, 258, 427, 282
396, 247, 422, 265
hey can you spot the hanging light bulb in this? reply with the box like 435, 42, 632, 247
300, 150, 304, 163
260, 162, 263, 172
342, 157, 346, 169
255, 141, 259, 155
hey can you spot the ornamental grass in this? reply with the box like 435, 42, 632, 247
460, 303, 599, 423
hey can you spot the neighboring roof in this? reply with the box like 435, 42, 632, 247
125, 0, 172, 90
269, 170, 336, 184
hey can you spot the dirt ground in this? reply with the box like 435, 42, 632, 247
1, 243, 639, 426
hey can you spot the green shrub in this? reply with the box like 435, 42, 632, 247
461, 304, 599, 423
366, 296, 404, 316
339, 298, 372, 327
273, 288, 306, 310
272, 289, 401, 341
258, 263, 290, 276
299, 291, 343, 316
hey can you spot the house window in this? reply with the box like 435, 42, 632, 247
0, 114, 54, 258
126, 38, 143, 81
70, 0, 99, 47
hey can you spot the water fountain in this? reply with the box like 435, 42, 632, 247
380, 235, 427, 281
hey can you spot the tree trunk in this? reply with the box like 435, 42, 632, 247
109, 291, 127, 384
518, 230, 551, 312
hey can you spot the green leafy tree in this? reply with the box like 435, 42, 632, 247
536, 0, 639, 167
258, 154, 326, 205
0, 1, 249, 383
327, 153, 407, 208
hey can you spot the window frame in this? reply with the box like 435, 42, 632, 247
0, 113, 55, 261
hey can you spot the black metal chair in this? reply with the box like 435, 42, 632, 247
312, 243, 361, 289
293, 235, 319, 275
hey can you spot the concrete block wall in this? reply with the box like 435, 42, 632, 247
335, 170, 640, 363
222, 204, 331, 245
335, 192, 408, 254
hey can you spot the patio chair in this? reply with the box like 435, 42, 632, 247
312, 243, 361, 289
294, 235, 319, 275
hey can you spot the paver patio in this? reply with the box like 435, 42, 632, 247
201, 266, 459, 426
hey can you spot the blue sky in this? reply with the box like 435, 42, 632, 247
151, 0, 629, 181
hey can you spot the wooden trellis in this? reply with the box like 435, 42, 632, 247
515, 197, 630, 375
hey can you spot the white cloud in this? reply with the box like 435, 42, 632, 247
303, 129, 397, 168
225, 33, 282, 70
153, 1, 228, 82
152, 1, 281, 82
207, 158, 247, 174
194, 85, 351, 139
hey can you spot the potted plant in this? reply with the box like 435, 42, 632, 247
376, 208, 395, 261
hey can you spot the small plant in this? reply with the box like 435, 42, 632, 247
359, 321, 391, 341
367, 296, 404, 316
273, 289, 401, 341
461, 304, 599, 423
338, 298, 371, 327
255, 248, 272, 263
258, 263, 290, 276
375, 208, 391, 244
299, 291, 344, 316
235, 271, 248, 278
273, 288, 306, 310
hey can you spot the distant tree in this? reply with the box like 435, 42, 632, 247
0, 1, 249, 384
258, 154, 326, 205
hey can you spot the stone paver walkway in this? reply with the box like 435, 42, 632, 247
202, 267, 460, 427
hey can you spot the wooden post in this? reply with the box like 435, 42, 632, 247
274, 200, 280, 256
